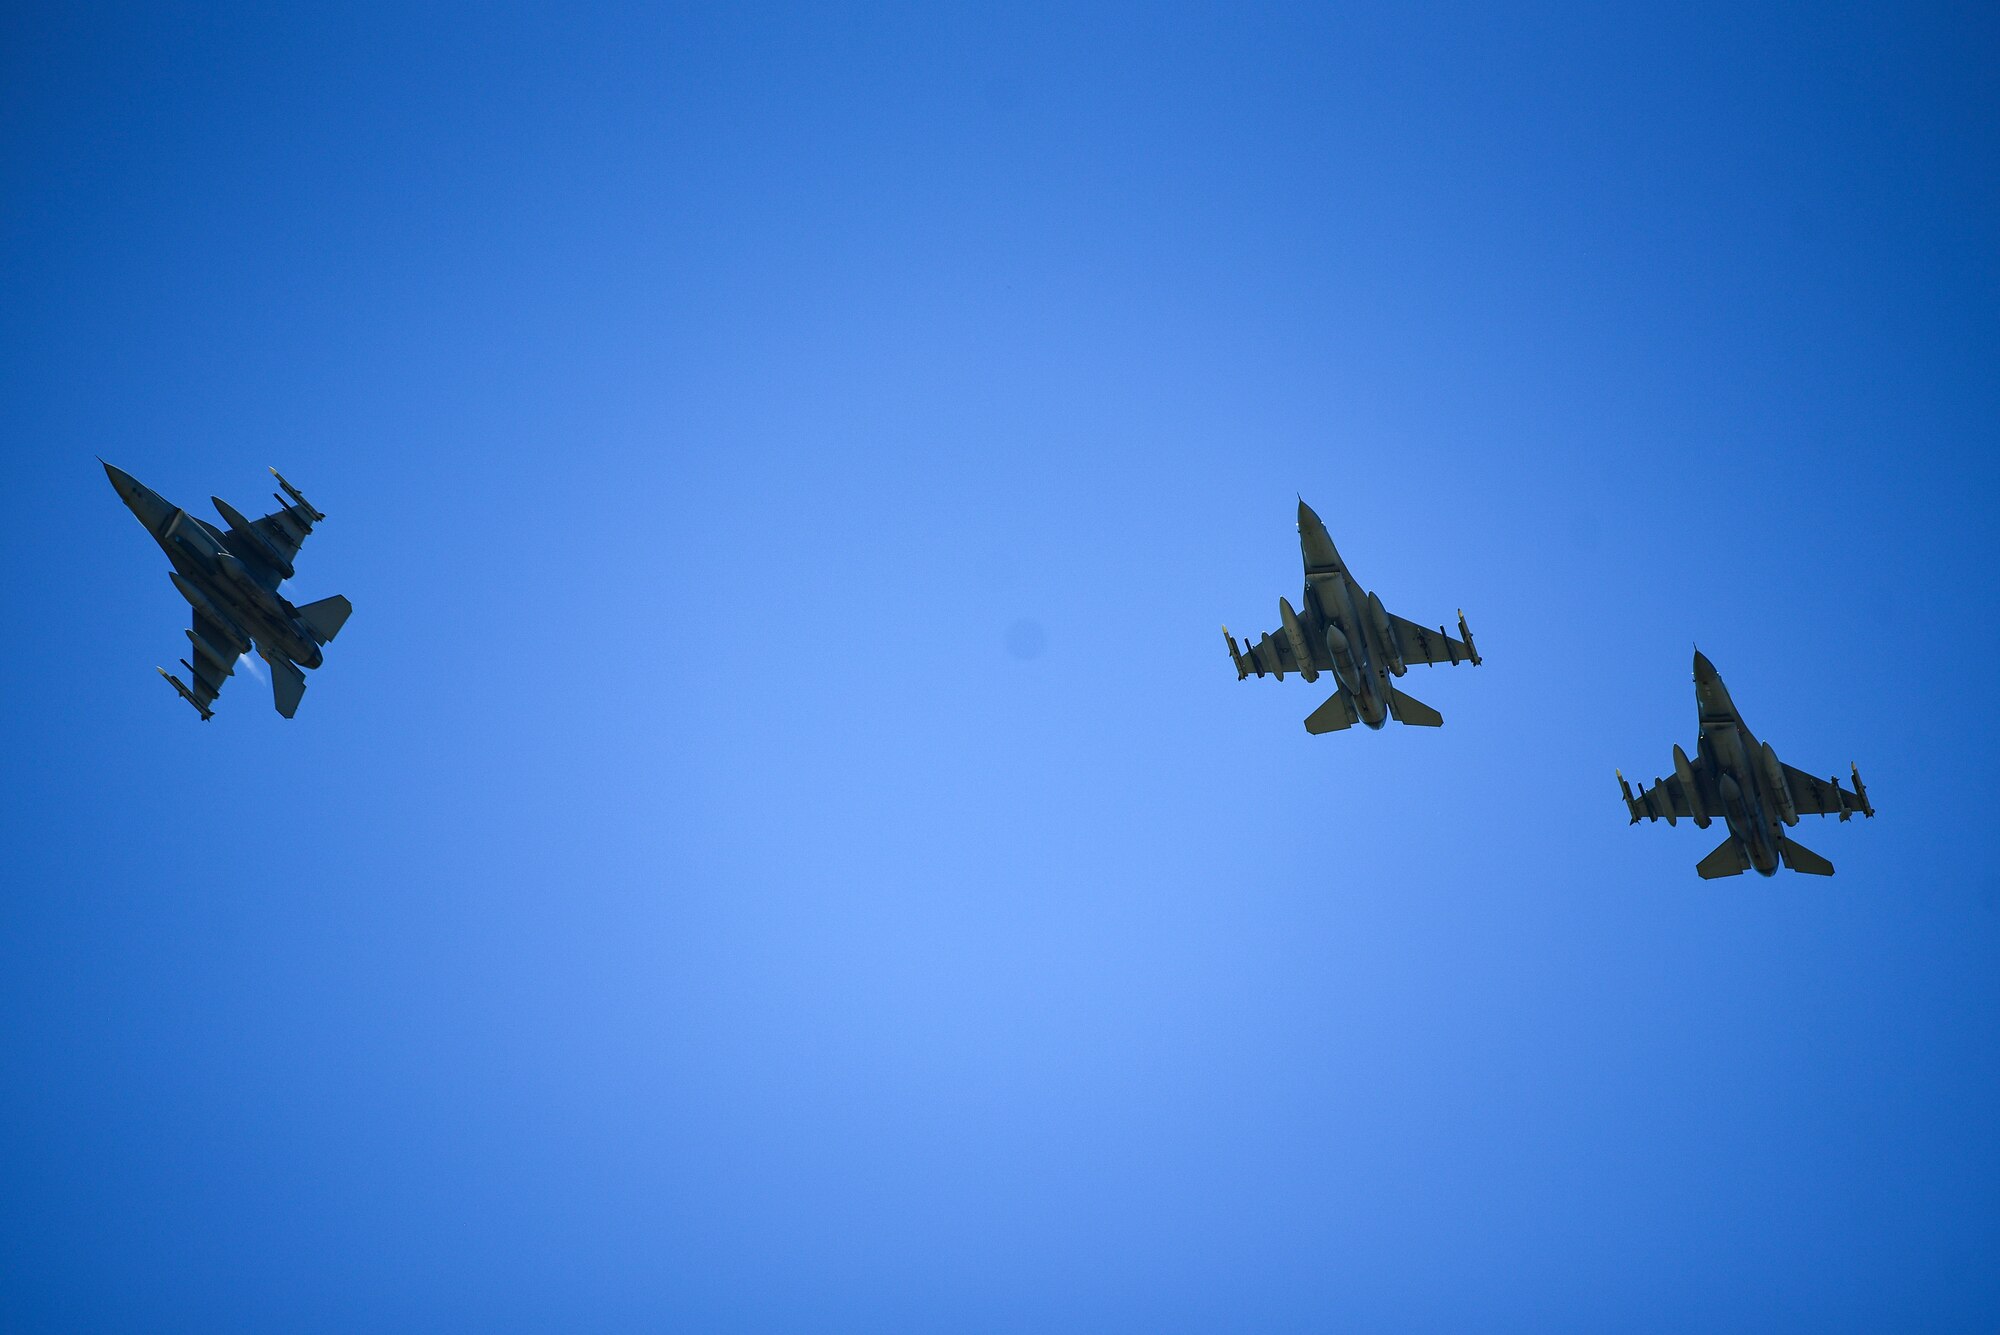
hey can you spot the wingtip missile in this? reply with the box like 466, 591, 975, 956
1851, 763, 1874, 817
1615, 768, 1640, 823
268, 467, 325, 522
1221, 625, 1249, 679
156, 666, 213, 721
1457, 609, 1481, 665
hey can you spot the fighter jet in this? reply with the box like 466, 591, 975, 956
102, 461, 351, 719
1618, 650, 1874, 878
1223, 499, 1481, 732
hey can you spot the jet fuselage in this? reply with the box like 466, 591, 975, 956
1293, 566, 1397, 729
1693, 655, 1784, 877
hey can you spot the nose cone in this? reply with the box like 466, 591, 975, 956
1693, 647, 1737, 716
1295, 496, 1345, 574
102, 460, 174, 531
101, 458, 139, 502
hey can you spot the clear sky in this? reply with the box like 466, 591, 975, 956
4, 3, 1998, 1330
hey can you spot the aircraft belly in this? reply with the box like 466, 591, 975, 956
1355, 671, 1388, 727
209, 582, 313, 667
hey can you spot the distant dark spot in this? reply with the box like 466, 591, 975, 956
1005, 619, 1046, 660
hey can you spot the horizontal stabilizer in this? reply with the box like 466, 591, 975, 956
1304, 690, 1360, 734
1696, 836, 1751, 879
1779, 837, 1835, 877
1388, 687, 1442, 728
296, 594, 353, 644
265, 652, 306, 718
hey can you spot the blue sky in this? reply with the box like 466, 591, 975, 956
3, 3, 1998, 1330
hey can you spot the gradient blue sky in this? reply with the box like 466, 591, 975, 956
4, 4, 1998, 1330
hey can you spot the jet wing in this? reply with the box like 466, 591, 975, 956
1224, 626, 1313, 678
1620, 764, 1709, 823
1387, 612, 1479, 667
248, 500, 318, 574
223, 470, 327, 588
1781, 763, 1873, 818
